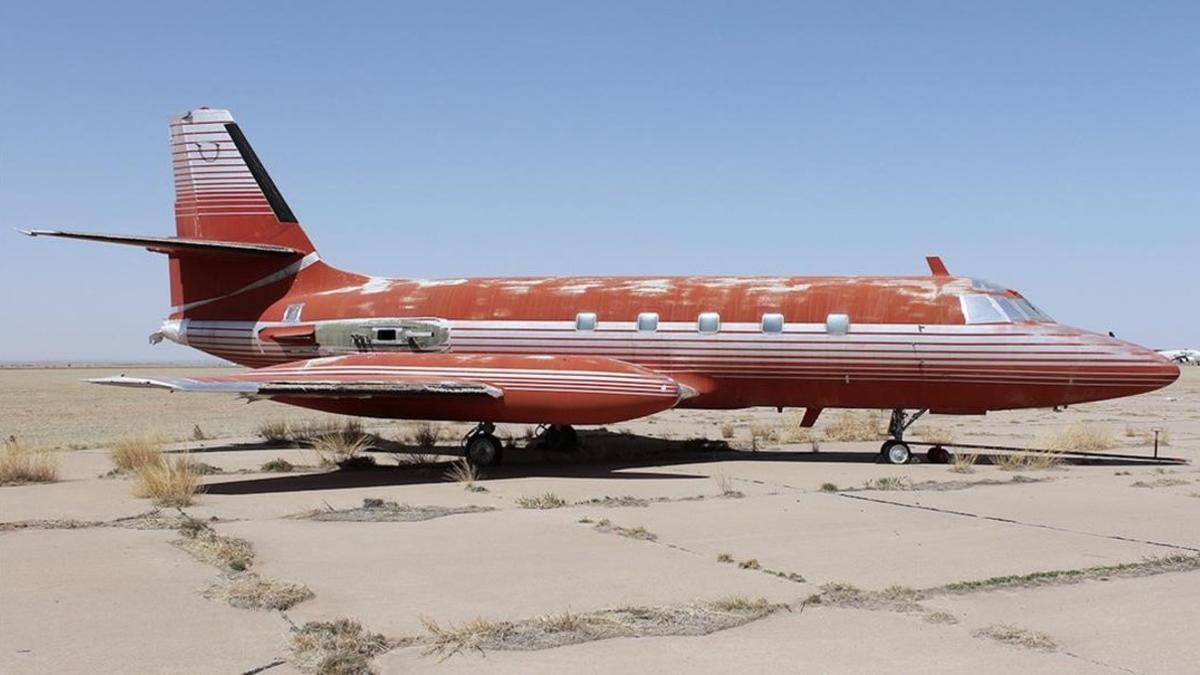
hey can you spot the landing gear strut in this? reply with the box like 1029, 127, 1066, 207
879, 409, 927, 465
463, 422, 503, 467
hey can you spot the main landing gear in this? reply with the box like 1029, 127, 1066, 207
536, 424, 579, 453
463, 422, 503, 467
879, 408, 934, 465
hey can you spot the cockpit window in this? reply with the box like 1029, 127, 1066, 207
961, 294, 1054, 324
961, 295, 1007, 324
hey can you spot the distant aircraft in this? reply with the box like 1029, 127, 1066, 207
1157, 349, 1200, 366
22, 108, 1180, 465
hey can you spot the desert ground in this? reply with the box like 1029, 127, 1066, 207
1, 365, 1198, 674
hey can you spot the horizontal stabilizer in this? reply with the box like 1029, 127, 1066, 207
20, 229, 303, 257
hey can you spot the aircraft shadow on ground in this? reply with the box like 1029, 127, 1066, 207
198, 429, 1168, 496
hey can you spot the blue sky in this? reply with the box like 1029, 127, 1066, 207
1, 1, 1196, 361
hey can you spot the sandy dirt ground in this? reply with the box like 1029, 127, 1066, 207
1, 367, 1198, 673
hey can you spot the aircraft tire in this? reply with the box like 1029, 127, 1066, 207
881, 440, 912, 465
465, 433, 503, 467
927, 446, 951, 464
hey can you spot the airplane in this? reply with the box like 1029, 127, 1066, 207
21, 107, 1181, 466
1157, 349, 1199, 366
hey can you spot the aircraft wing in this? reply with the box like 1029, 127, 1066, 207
88, 353, 693, 425
88, 373, 502, 399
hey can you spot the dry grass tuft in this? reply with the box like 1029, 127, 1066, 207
444, 459, 487, 491
806, 582, 925, 612
421, 598, 777, 657
1131, 478, 1189, 489
819, 482, 839, 492
748, 420, 778, 444
291, 618, 392, 674
712, 472, 743, 497
131, 453, 202, 506
409, 423, 444, 449
296, 498, 494, 523
261, 458, 295, 472
972, 624, 1057, 651
0, 438, 59, 485
923, 610, 959, 624
861, 476, 912, 491
995, 451, 1063, 471
110, 434, 166, 473
915, 425, 957, 445
932, 553, 1200, 594
822, 411, 885, 442
206, 572, 314, 610
257, 419, 292, 445
311, 432, 372, 466
175, 518, 254, 571
717, 552, 734, 563
593, 518, 657, 541
719, 422, 735, 439
1043, 423, 1114, 452
515, 492, 568, 509
737, 558, 761, 570
950, 452, 979, 473
781, 413, 812, 443
1125, 425, 1171, 447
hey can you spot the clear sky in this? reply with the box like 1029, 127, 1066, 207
1, 1, 1196, 361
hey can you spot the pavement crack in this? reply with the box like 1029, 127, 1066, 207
835, 492, 1199, 552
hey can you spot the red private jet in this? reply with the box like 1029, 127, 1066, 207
23, 108, 1180, 466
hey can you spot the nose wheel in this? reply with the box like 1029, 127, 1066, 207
878, 408, 927, 465
463, 423, 503, 467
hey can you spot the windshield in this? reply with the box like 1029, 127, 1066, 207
960, 293, 1054, 324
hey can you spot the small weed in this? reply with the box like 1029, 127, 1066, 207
515, 493, 568, 509
972, 624, 1057, 651
257, 419, 291, 445
738, 559, 761, 570
862, 476, 912, 491
261, 458, 295, 472
717, 553, 734, 563
819, 482, 839, 492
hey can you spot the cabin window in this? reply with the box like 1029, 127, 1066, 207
761, 313, 784, 334
283, 303, 304, 323
575, 312, 597, 331
825, 313, 850, 335
1015, 297, 1053, 322
637, 312, 659, 333
960, 295, 1008, 324
697, 312, 720, 334
375, 328, 398, 342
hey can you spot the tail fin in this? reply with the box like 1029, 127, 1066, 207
170, 108, 313, 252
167, 108, 324, 318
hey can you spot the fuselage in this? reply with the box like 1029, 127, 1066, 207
163, 265, 1180, 415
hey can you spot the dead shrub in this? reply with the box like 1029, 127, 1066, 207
1043, 423, 1114, 452
132, 453, 202, 506
0, 438, 59, 485
110, 434, 166, 472
822, 411, 884, 442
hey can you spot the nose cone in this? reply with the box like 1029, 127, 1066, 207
1066, 332, 1180, 404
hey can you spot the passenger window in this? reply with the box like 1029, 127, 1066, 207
575, 312, 597, 331
761, 313, 784, 334
697, 312, 720, 334
375, 328, 397, 341
826, 313, 850, 335
637, 312, 659, 333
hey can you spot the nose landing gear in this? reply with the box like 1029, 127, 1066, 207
879, 409, 928, 465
